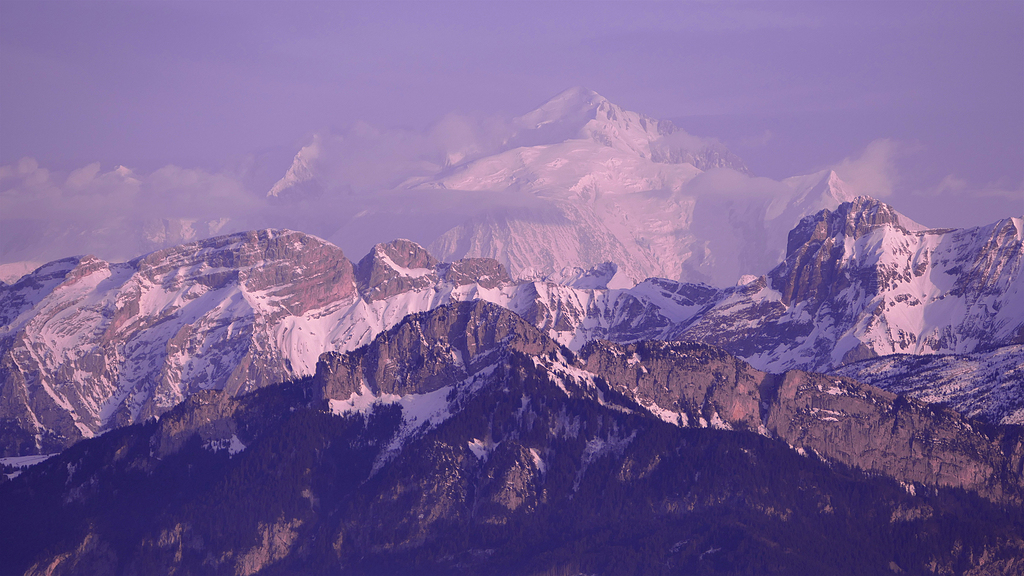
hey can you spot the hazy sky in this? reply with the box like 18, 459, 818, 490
1, 1, 1022, 245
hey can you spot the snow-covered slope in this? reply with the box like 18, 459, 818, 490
832, 345, 1024, 425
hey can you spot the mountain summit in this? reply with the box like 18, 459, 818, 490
254, 88, 848, 287
506, 87, 747, 172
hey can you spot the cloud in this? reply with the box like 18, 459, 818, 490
0, 113, 518, 267
0, 110, 518, 267
0, 158, 261, 264
934, 174, 968, 195
267, 113, 513, 199
682, 167, 792, 200
910, 173, 1023, 204
832, 138, 899, 198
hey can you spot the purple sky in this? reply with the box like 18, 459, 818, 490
1, 1, 1022, 232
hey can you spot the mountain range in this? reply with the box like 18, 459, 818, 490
2, 196, 1020, 457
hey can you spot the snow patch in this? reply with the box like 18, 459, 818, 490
529, 447, 547, 473
377, 251, 433, 279
468, 437, 499, 460
0, 453, 57, 468
709, 411, 732, 430
204, 434, 247, 455
642, 399, 687, 427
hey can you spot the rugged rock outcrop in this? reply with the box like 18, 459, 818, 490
580, 337, 1023, 502
314, 300, 559, 400
438, 257, 511, 289
355, 239, 440, 301
321, 301, 1024, 503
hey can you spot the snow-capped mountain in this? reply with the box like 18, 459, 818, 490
2, 198, 1021, 455
417, 88, 854, 286
501, 86, 748, 171
0, 231, 359, 453
266, 135, 325, 200
258, 87, 852, 287
683, 198, 1024, 371
1, 88, 859, 290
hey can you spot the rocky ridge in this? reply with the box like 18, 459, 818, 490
309, 301, 1024, 502
832, 345, 1024, 425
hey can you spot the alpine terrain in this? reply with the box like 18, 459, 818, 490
2, 86, 1022, 576
2, 302, 1023, 575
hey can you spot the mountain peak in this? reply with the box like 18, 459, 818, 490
541, 86, 607, 111
267, 136, 324, 199
513, 87, 610, 136
507, 88, 746, 174
825, 170, 855, 203
784, 197, 911, 256
355, 239, 440, 301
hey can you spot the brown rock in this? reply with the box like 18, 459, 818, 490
355, 239, 440, 301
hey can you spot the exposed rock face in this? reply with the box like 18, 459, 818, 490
355, 239, 440, 301
762, 370, 1013, 499
438, 258, 511, 289
355, 239, 515, 300
234, 519, 303, 576
580, 336, 1023, 502
580, 340, 766, 432
150, 389, 241, 458
314, 300, 559, 400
